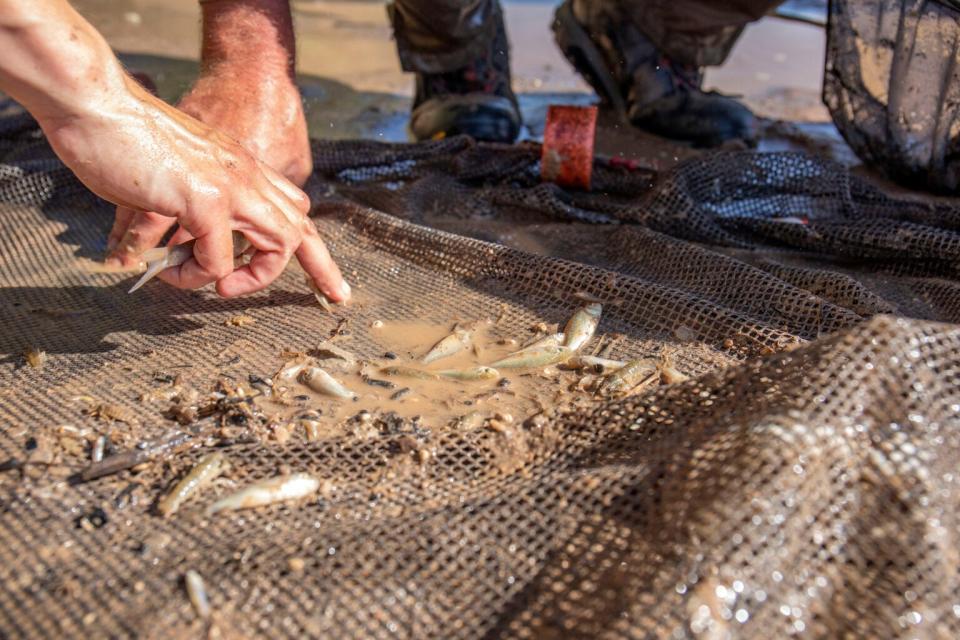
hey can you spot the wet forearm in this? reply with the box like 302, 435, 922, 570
0, 0, 130, 122
199, 0, 297, 80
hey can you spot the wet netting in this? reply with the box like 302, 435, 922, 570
1, 101, 960, 639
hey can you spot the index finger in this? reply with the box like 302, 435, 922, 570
296, 221, 349, 302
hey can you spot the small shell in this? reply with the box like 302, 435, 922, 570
91, 403, 139, 425
184, 570, 211, 620
91, 436, 107, 463
225, 315, 255, 327
206, 473, 321, 515
300, 418, 322, 441
23, 347, 46, 369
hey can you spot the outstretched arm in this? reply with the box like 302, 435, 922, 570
106, 0, 316, 273
0, 0, 349, 300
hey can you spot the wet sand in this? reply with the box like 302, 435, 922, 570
71, 0, 847, 168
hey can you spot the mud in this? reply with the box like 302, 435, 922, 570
255, 318, 603, 435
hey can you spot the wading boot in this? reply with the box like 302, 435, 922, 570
409, 7, 521, 143
552, 1, 756, 147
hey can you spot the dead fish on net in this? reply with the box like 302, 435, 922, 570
382, 364, 497, 381
298, 367, 356, 399
77, 430, 195, 482
435, 366, 499, 381
512, 332, 565, 354
560, 354, 626, 374
206, 473, 320, 515
489, 345, 573, 369
184, 570, 211, 620
421, 327, 472, 364
563, 303, 602, 352
87, 402, 139, 425
128, 231, 250, 294
381, 365, 439, 381
306, 276, 341, 312
659, 354, 690, 385
157, 452, 229, 517
597, 358, 659, 397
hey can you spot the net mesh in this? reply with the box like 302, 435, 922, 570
1, 103, 959, 638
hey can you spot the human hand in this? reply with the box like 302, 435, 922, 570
43, 77, 347, 300
106, 68, 313, 267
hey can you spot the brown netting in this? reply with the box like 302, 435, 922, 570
1, 103, 959, 638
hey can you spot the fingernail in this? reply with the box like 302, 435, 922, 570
340, 280, 352, 300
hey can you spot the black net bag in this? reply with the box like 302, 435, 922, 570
824, 0, 960, 193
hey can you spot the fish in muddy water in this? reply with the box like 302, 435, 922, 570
206, 473, 321, 515
421, 327, 473, 364
512, 332, 564, 354
157, 452, 229, 517
381, 365, 439, 381
298, 367, 356, 399
560, 355, 626, 373
128, 231, 250, 293
435, 366, 500, 381
489, 345, 573, 369
597, 358, 659, 396
563, 304, 602, 351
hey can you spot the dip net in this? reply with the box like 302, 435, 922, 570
1, 103, 959, 638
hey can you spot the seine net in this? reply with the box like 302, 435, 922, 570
0, 102, 959, 638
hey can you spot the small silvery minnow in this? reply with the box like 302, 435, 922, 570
184, 570, 211, 620
381, 365, 439, 381
422, 327, 472, 364
128, 231, 250, 293
597, 358, 658, 396
563, 303, 602, 352
206, 473, 321, 515
157, 452, 229, 517
435, 366, 500, 380
299, 367, 356, 399
489, 345, 573, 369
515, 332, 564, 354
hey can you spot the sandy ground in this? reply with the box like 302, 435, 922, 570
71, 0, 852, 168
